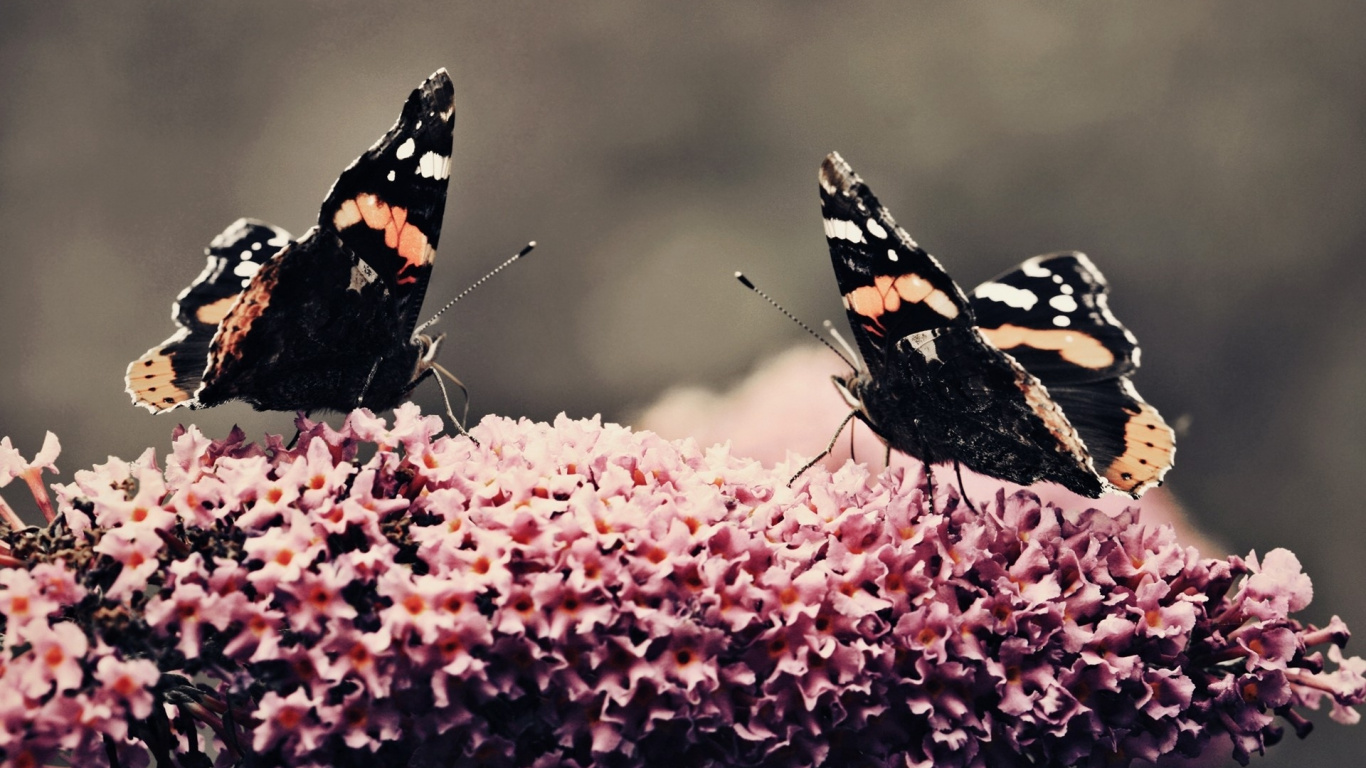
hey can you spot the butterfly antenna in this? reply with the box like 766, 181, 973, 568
734, 272, 856, 371
823, 320, 864, 372
415, 241, 537, 334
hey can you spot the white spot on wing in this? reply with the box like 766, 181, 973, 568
396, 138, 416, 160
902, 329, 942, 364
1053, 315, 1071, 327
865, 218, 888, 239
1060, 284, 1073, 295
1049, 295, 1078, 313
1022, 258, 1052, 278
234, 261, 260, 279
387, 170, 396, 182
975, 282, 1038, 310
240, 251, 252, 260
349, 259, 379, 293
887, 249, 899, 262
417, 151, 451, 180
924, 291, 959, 319
823, 218, 865, 244
251, 242, 262, 251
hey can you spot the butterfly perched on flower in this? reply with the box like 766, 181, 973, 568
127, 69, 457, 416
820, 151, 1174, 498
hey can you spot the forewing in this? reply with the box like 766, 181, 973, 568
125, 218, 291, 412
820, 152, 971, 377
971, 253, 1138, 384
319, 69, 456, 334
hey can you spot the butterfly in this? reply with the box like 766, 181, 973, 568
126, 69, 457, 416
819, 151, 1174, 498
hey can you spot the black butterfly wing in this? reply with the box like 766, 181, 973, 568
819, 152, 973, 378
195, 226, 416, 412
969, 253, 1174, 496
125, 218, 292, 412
193, 70, 457, 413
971, 253, 1137, 384
820, 154, 1105, 497
319, 68, 456, 335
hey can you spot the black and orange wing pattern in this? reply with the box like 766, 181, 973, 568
971, 254, 1173, 495
820, 152, 1172, 498
125, 219, 291, 412
127, 69, 457, 415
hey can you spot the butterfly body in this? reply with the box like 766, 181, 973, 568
191, 226, 441, 413
820, 152, 1173, 498
834, 324, 1108, 497
127, 70, 456, 416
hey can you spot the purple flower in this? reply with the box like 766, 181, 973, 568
0, 403, 1359, 767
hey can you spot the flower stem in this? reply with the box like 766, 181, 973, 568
21, 468, 55, 523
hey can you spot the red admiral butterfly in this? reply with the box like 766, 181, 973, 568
820, 152, 1174, 498
127, 70, 456, 416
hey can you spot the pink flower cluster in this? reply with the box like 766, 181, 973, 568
0, 405, 1362, 767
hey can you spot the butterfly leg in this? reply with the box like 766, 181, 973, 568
953, 459, 979, 514
430, 362, 480, 446
921, 464, 939, 516
902, 416, 939, 516
789, 409, 858, 485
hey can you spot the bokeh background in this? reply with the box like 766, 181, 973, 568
2, 3, 1364, 764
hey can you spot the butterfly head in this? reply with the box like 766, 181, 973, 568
413, 331, 445, 377
831, 371, 879, 433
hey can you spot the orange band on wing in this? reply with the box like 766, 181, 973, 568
843, 273, 959, 328
331, 192, 435, 273
126, 349, 194, 412
1102, 401, 1174, 494
195, 295, 239, 327
978, 324, 1115, 370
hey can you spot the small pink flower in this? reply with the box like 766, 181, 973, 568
91, 527, 163, 601
93, 655, 159, 720
14, 621, 87, 698
242, 508, 323, 593
295, 438, 354, 510
320, 627, 393, 698
251, 688, 318, 754
0, 432, 61, 524
280, 561, 358, 635
1242, 547, 1314, 618
0, 570, 60, 631
143, 582, 209, 658
0, 432, 59, 486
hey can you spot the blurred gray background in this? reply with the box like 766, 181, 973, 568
1, 3, 1363, 764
